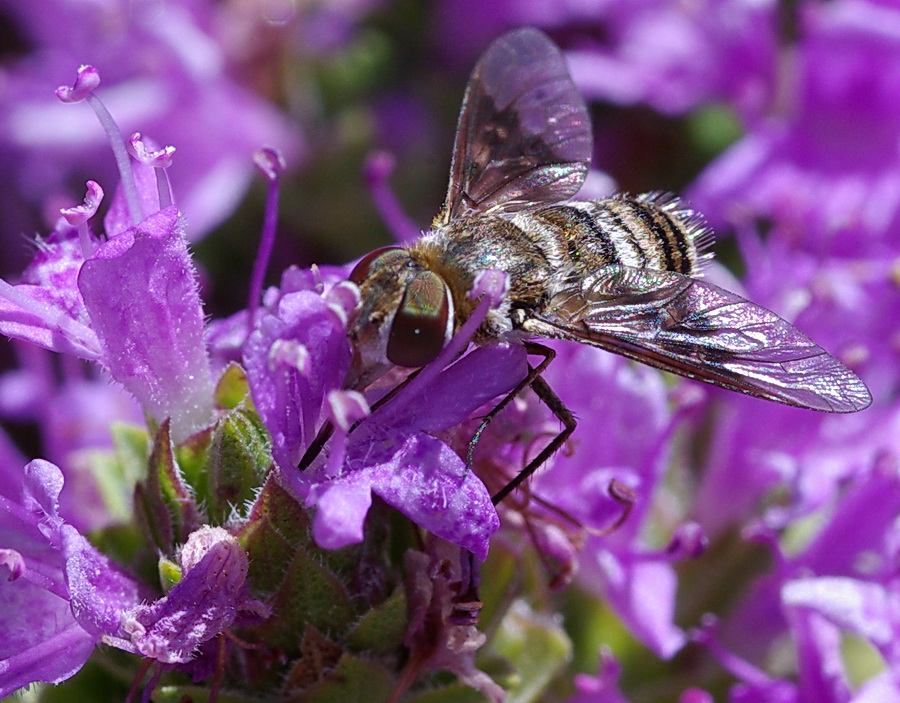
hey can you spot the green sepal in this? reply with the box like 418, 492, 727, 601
158, 556, 181, 593
488, 601, 572, 703
256, 543, 356, 653
284, 651, 394, 703
175, 424, 213, 501
206, 406, 272, 523
345, 586, 408, 655
239, 476, 313, 594
216, 362, 252, 410
133, 475, 173, 553
135, 420, 198, 554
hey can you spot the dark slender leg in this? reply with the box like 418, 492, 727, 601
466, 342, 557, 469
490, 371, 576, 505
297, 368, 423, 471
462, 342, 578, 505
297, 421, 335, 471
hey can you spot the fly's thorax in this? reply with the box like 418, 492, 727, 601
422, 216, 557, 332
347, 246, 455, 373
528, 193, 713, 278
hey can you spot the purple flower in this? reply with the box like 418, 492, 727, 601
268, 299, 526, 561
0, 71, 215, 443
242, 266, 357, 471
78, 206, 215, 441
1, 460, 265, 694
0, 0, 301, 245
532, 344, 694, 658
238, 256, 527, 561
690, 0, 900, 257
694, 456, 900, 701
434, 0, 779, 116
782, 577, 900, 700
0, 459, 142, 698
0, 205, 215, 443
114, 526, 267, 664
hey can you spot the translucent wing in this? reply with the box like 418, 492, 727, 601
437, 28, 593, 224
524, 266, 872, 412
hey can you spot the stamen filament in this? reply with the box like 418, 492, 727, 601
85, 94, 143, 226
248, 149, 285, 329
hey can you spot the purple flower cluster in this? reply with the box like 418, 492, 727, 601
0, 1, 896, 701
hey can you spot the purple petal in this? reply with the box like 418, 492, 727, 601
0, 459, 140, 696
310, 478, 374, 550
785, 607, 852, 703
102, 161, 162, 238
308, 429, 500, 560
123, 527, 258, 664
0, 516, 89, 699
376, 343, 527, 434
0, 619, 95, 698
370, 433, 498, 560
0, 229, 101, 358
0, 284, 100, 359
61, 525, 142, 639
243, 289, 352, 468
580, 548, 686, 659
78, 206, 214, 442
23, 458, 64, 520
782, 577, 897, 664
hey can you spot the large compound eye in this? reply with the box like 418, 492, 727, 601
348, 246, 407, 285
386, 270, 452, 368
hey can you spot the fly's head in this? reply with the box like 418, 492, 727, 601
347, 246, 456, 383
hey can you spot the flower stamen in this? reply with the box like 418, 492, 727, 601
56, 66, 142, 227
248, 148, 286, 328
128, 133, 176, 209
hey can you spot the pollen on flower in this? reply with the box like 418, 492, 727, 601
127, 133, 176, 168
59, 181, 104, 227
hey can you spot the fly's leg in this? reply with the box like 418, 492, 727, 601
490, 370, 576, 505
297, 368, 423, 471
297, 421, 335, 471
463, 342, 577, 505
466, 342, 556, 470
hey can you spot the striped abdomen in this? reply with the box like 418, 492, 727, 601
522, 192, 712, 278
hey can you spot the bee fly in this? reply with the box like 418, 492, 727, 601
310, 28, 872, 503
